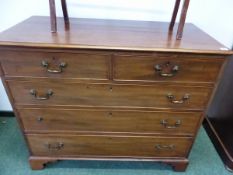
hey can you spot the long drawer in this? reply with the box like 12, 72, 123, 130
8, 80, 212, 110
18, 108, 201, 135
113, 53, 224, 83
0, 50, 110, 80
27, 134, 192, 157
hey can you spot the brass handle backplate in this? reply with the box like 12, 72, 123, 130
154, 61, 179, 77
45, 142, 64, 151
30, 89, 53, 100
167, 93, 190, 104
160, 119, 181, 129
42, 60, 67, 73
155, 144, 175, 150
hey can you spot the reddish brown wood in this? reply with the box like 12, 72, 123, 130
49, 0, 189, 39
114, 53, 224, 84
0, 16, 231, 172
61, 0, 69, 22
7, 80, 212, 110
170, 160, 189, 171
176, 0, 190, 39
18, 108, 201, 136
49, 0, 69, 32
0, 50, 110, 79
27, 134, 192, 157
0, 17, 231, 54
169, 0, 181, 30
29, 157, 57, 170
29, 156, 189, 171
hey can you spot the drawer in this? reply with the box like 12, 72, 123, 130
27, 134, 192, 158
0, 50, 110, 79
19, 108, 201, 135
113, 54, 224, 83
8, 80, 212, 110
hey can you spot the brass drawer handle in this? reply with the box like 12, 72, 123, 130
167, 93, 190, 104
42, 60, 67, 73
30, 89, 53, 100
154, 61, 179, 77
45, 142, 64, 151
160, 119, 181, 129
155, 144, 175, 150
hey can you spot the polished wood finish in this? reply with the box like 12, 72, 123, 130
49, 0, 189, 39
176, 0, 190, 39
29, 157, 57, 170
28, 156, 189, 171
7, 80, 212, 110
171, 160, 189, 171
61, 0, 69, 22
0, 16, 231, 171
169, 0, 191, 39
0, 50, 110, 79
18, 108, 201, 135
169, 0, 181, 31
27, 134, 192, 157
0, 17, 231, 54
114, 53, 224, 84
49, 0, 69, 32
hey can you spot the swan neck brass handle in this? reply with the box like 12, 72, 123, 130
30, 89, 53, 100
42, 60, 67, 73
167, 93, 189, 104
154, 61, 179, 77
155, 144, 175, 150
160, 119, 181, 129
45, 142, 64, 151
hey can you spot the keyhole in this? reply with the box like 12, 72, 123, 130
37, 117, 43, 122
109, 86, 113, 92
166, 61, 171, 66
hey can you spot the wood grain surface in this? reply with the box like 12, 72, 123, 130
0, 16, 232, 171
0, 16, 231, 54
27, 134, 192, 157
7, 80, 212, 110
18, 108, 201, 136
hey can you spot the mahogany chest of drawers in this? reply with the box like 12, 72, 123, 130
0, 16, 232, 171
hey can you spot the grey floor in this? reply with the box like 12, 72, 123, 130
0, 117, 232, 175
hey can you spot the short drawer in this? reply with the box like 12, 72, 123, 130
8, 80, 212, 110
0, 50, 110, 79
27, 134, 192, 158
113, 53, 224, 83
18, 108, 201, 135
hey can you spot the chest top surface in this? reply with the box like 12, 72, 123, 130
0, 16, 231, 55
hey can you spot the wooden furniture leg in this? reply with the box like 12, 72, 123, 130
29, 157, 57, 170
61, 0, 69, 22
176, 0, 190, 39
49, 0, 57, 33
169, 0, 181, 31
171, 161, 189, 172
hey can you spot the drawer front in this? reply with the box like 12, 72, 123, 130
19, 108, 201, 135
114, 54, 224, 83
27, 134, 192, 157
8, 80, 212, 110
0, 50, 110, 79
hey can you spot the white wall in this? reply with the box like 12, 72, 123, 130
0, 0, 232, 111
